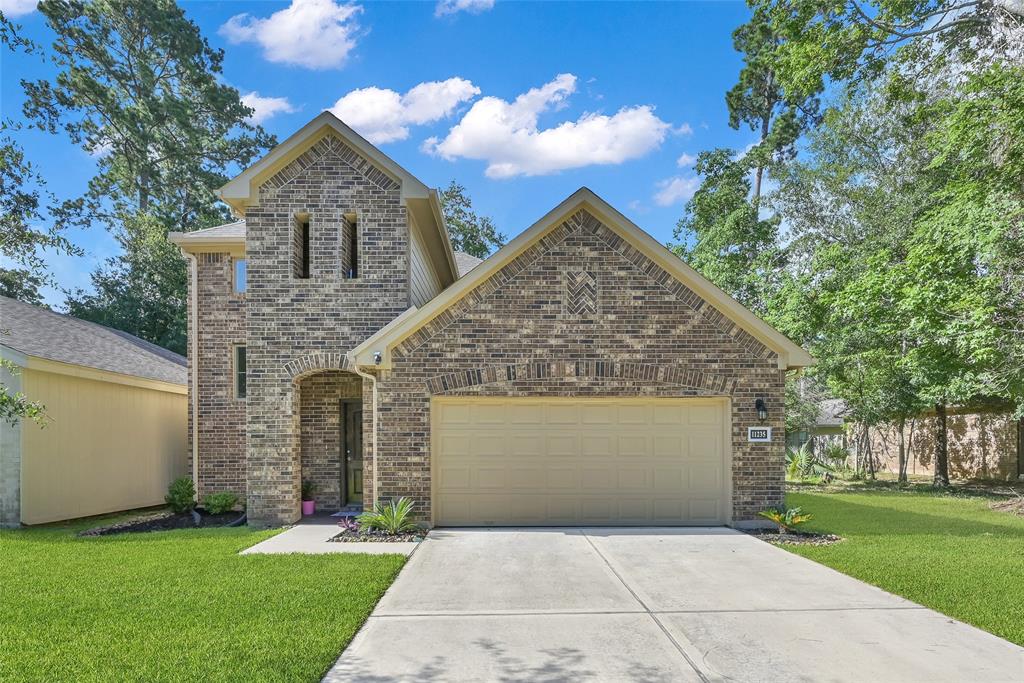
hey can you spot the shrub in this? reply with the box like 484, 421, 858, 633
337, 517, 359, 534
758, 506, 813, 533
786, 442, 836, 481
357, 497, 418, 535
202, 492, 239, 515
301, 480, 317, 501
165, 477, 195, 514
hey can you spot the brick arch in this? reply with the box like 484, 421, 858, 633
425, 360, 737, 395
284, 352, 353, 381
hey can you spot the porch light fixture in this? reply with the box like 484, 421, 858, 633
373, 351, 382, 365
755, 398, 768, 422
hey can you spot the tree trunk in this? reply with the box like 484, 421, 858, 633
933, 402, 950, 487
866, 428, 876, 480
751, 112, 771, 210
897, 417, 908, 484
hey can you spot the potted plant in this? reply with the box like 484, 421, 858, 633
301, 480, 317, 516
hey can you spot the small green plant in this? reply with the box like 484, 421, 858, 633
357, 497, 418, 535
821, 443, 850, 470
758, 506, 813, 533
786, 442, 836, 481
202, 492, 239, 515
165, 477, 195, 514
301, 480, 317, 502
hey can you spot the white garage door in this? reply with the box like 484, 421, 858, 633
432, 397, 730, 526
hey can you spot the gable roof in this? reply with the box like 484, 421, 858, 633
351, 187, 815, 371
0, 296, 187, 385
214, 111, 457, 286
453, 251, 483, 277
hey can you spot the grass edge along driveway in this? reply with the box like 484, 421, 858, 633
784, 487, 1024, 647
0, 517, 406, 682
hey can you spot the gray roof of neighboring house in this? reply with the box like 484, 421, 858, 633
189, 219, 486, 277
817, 399, 847, 427
0, 296, 187, 385
453, 251, 483, 277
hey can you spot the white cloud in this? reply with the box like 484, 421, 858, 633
0, 0, 36, 18
676, 153, 696, 168
653, 175, 700, 207
219, 0, 362, 70
241, 92, 298, 124
435, 0, 494, 16
329, 78, 480, 144
425, 74, 674, 178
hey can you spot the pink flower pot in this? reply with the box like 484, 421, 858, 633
301, 500, 315, 516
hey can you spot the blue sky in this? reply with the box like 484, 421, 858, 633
2, 0, 759, 306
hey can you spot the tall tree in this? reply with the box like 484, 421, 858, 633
22, 0, 274, 354
672, 149, 787, 318
439, 181, 506, 258
726, 6, 818, 207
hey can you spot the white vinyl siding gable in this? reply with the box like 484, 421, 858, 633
409, 214, 443, 307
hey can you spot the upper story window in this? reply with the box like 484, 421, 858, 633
234, 345, 247, 400
293, 215, 310, 279
233, 258, 247, 293
343, 213, 359, 279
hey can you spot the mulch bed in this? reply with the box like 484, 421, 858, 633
329, 528, 424, 543
80, 510, 243, 536
746, 530, 844, 546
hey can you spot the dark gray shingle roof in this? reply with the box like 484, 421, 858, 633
817, 399, 847, 427
0, 296, 187, 385
187, 219, 246, 239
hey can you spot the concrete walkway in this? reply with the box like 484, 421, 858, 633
325, 527, 1024, 682
240, 519, 418, 556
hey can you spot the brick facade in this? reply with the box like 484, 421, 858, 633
191, 252, 246, 501
244, 133, 410, 525
370, 209, 786, 524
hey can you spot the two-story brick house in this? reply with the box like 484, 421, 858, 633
170, 112, 813, 528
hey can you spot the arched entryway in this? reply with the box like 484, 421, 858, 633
294, 369, 365, 513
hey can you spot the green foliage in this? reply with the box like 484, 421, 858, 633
22, 0, 273, 354
357, 497, 419, 535
439, 181, 506, 258
785, 442, 835, 480
301, 480, 317, 502
820, 443, 850, 470
164, 477, 195, 514
0, 359, 48, 427
201, 492, 239, 515
0, 268, 47, 306
758, 505, 813, 532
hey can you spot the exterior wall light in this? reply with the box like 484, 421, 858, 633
373, 351, 382, 365
755, 398, 768, 422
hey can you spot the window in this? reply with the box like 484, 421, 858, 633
347, 217, 358, 278
233, 258, 247, 293
294, 215, 310, 279
234, 345, 247, 399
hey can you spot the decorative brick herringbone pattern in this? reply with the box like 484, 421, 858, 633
565, 270, 597, 315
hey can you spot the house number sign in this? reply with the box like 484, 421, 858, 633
747, 427, 772, 442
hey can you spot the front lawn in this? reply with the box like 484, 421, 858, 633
0, 515, 406, 682
785, 487, 1024, 646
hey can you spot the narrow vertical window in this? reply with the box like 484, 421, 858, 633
233, 258, 247, 293
348, 218, 358, 278
294, 215, 311, 279
234, 345, 247, 399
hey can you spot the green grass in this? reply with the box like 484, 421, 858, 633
0, 514, 406, 682
784, 487, 1024, 646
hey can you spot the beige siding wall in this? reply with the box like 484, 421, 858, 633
409, 214, 443, 307
19, 368, 187, 525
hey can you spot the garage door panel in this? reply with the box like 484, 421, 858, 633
434, 398, 728, 526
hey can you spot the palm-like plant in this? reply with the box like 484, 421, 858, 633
357, 497, 419, 535
785, 441, 836, 480
758, 506, 813, 533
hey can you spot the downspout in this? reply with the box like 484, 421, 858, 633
180, 248, 200, 500
346, 354, 378, 510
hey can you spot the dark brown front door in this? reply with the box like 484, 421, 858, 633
340, 400, 363, 506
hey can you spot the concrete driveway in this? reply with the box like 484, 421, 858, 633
325, 528, 1024, 682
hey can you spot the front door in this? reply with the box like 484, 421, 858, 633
340, 400, 363, 506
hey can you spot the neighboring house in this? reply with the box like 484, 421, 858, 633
787, 398, 847, 452
169, 112, 814, 528
0, 296, 188, 526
